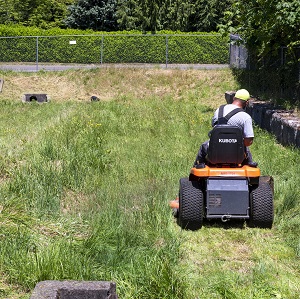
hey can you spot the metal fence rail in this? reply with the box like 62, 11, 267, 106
0, 34, 229, 72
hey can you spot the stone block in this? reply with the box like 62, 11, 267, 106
234, 99, 300, 148
30, 280, 118, 299
91, 95, 100, 101
281, 115, 300, 147
296, 128, 300, 148
225, 91, 235, 104
263, 109, 276, 132
22, 93, 49, 103
0, 78, 4, 92
246, 101, 275, 129
270, 112, 283, 144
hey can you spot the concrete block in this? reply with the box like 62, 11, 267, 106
281, 115, 300, 146
236, 99, 300, 148
0, 78, 3, 92
265, 110, 300, 146
225, 91, 235, 104
30, 280, 118, 299
296, 128, 300, 148
246, 101, 275, 129
251, 105, 264, 127
263, 109, 276, 132
22, 93, 49, 103
91, 96, 100, 101
270, 112, 283, 144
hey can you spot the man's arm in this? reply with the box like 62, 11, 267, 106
211, 109, 219, 126
243, 116, 254, 147
244, 137, 254, 147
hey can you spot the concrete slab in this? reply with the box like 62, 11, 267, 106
22, 93, 49, 103
30, 280, 118, 299
0, 78, 3, 92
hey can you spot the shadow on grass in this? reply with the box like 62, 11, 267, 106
202, 219, 246, 230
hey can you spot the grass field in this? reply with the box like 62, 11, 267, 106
0, 67, 299, 298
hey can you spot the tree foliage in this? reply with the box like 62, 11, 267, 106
187, 0, 233, 32
115, 0, 233, 33
1, 0, 299, 54
116, 0, 193, 32
28, 0, 73, 29
158, 1, 192, 32
116, 0, 142, 30
220, 0, 300, 56
0, 0, 234, 32
0, 0, 72, 29
220, 0, 300, 103
64, 0, 118, 31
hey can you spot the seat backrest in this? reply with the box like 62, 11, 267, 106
207, 125, 245, 165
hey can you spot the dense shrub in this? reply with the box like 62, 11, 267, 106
0, 25, 229, 64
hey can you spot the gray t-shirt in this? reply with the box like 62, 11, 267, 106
212, 104, 254, 138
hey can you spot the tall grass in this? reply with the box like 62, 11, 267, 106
0, 68, 299, 298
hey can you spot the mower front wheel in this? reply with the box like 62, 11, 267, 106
177, 177, 204, 230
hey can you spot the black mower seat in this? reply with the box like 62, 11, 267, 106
207, 125, 245, 165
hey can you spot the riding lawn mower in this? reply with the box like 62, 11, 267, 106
170, 94, 274, 230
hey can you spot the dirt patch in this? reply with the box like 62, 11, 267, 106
0, 68, 234, 105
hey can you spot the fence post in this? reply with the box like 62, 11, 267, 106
36, 37, 39, 72
100, 35, 104, 64
248, 52, 251, 90
280, 46, 286, 98
165, 35, 169, 68
280, 46, 285, 66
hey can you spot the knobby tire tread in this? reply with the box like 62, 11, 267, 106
250, 179, 274, 228
178, 177, 203, 230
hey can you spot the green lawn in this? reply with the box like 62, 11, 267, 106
0, 68, 299, 298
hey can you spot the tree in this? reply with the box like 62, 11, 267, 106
220, 0, 300, 56
159, 0, 192, 31
0, 0, 73, 28
117, 0, 222, 33
65, 0, 118, 31
220, 0, 300, 102
116, 0, 193, 32
138, 0, 162, 33
116, 0, 142, 30
187, 0, 234, 32
0, 0, 39, 24
29, 0, 74, 28
0, 0, 15, 24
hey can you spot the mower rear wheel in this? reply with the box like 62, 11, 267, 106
249, 178, 274, 228
177, 177, 203, 230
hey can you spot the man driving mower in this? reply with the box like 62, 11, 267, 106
170, 88, 274, 230
193, 89, 257, 168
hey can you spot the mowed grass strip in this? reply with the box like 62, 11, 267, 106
0, 68, 299, 299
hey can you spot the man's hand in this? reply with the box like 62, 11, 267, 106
244, 137, 254, 147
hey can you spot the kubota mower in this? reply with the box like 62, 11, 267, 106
170, 124, 274, 230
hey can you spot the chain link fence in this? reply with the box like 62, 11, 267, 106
249, 47, 300, 102
0, 34, 229, 71
229, 35, 300, 102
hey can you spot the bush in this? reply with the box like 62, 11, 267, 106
0, 25, 229, 64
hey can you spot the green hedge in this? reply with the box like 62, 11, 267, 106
0, 25, 229, 64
